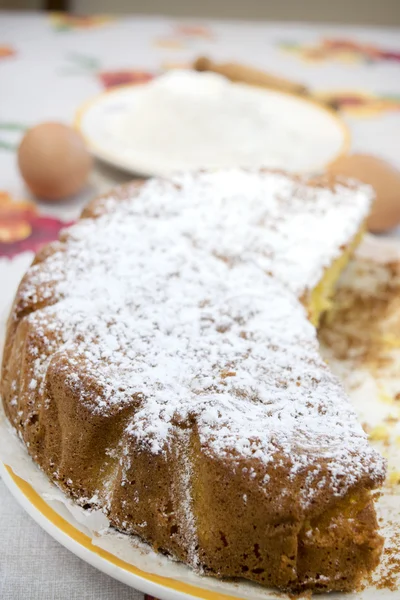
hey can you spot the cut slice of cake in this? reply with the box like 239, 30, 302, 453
1, 169, 385, 593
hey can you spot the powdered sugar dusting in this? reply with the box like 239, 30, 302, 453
16, 169, 384, 505
174, 430, 201, 569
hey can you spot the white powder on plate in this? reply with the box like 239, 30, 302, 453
109, 70, 345, 173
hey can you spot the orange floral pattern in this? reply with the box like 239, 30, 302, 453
154, 23, 214, 50
154, 38, 186, 50
280, 38, 400, 65
50, 12, 114, 32
175, 24, 214, 39
0, 192, 72, 258
316, 90, 400, 117
0, 45, 16, 60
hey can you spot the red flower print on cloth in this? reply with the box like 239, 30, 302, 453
0, 192, 73, 258
61, 54, 155, 90
98, 70, 154, 89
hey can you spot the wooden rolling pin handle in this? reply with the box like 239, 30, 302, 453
193, 56, 308, 95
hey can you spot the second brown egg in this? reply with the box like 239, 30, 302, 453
328, 153, 400, 233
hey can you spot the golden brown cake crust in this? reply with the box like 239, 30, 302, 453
1, 170, 385, 593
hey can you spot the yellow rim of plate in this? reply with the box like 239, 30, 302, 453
4, 464, 245, 600
74, 80, 351, 174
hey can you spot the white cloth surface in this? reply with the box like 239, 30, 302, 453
0, 479, 143, 600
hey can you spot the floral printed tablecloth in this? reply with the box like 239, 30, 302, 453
1, 12, 400, 259
1, 10, 400, 600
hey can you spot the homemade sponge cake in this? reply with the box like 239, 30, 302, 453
307, 227, 365, 325
1, 170, 386, 593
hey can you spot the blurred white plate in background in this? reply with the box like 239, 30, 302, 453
75, 71, 350, 177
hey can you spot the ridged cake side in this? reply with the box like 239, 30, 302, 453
1, 171, 385, 593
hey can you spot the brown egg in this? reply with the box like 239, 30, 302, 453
328, 153, 400, 233
18, 122, 92, 201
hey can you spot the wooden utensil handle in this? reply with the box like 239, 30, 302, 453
193, 56, 307, 95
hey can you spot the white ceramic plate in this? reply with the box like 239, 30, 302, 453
75, 80, 350, 177
0, 453, 298, 600
0, 460, 211, 600
1, 453, 395, 600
